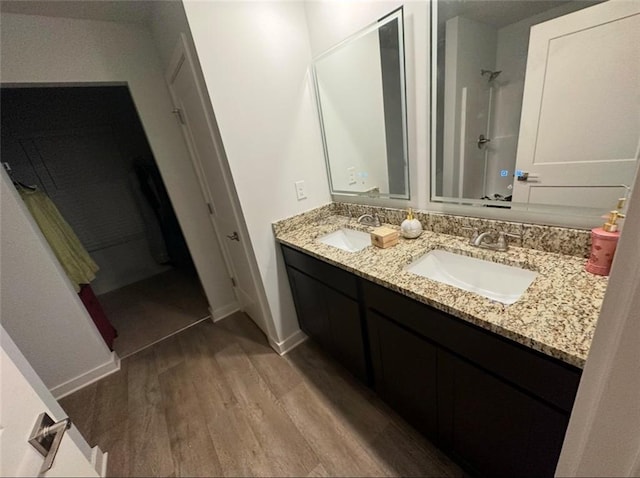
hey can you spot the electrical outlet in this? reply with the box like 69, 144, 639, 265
294, 180, 307, 200
347, 167, 356, 185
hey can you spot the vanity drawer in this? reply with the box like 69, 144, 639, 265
362, 280, 581, 412
282, 245, 358, 299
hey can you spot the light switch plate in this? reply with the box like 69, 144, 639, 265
295, 180, 307, 200
347, 167, 356, 185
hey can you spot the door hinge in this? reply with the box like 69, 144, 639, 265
206, 202, 213, 214
172, 108, 186, 125
231, 277, 237, 287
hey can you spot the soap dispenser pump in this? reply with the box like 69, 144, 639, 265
585, 198, 626, 276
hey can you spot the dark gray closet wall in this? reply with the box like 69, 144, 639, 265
0, 86, 183, 294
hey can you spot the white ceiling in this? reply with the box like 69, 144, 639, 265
0, 1, 605, 36
0, 1, 161, 26
436, 0, 599, 27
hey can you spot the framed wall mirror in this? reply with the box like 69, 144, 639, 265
313, 8, 410, 199
431, 0, 640, 215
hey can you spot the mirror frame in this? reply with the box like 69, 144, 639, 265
312, 7, 410, 200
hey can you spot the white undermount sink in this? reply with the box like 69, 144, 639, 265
405, 249, 538, 305
317, 228, 370, 252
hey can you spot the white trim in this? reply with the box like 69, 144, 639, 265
50, 352, 120, 399
211, 302, 241, 322
268, 329, 308, 356
90, 446, 108, 478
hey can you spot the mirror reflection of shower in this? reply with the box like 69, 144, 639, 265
477, 68, 512, 203
479, 68, 496, 201
435, 0, 608, 208
440, 12, 519, 204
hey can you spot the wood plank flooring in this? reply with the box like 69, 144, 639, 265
59, 312, 464, 477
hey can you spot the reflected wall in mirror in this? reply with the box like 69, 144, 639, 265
432, 0, 640, 213
313, 8, 409, 199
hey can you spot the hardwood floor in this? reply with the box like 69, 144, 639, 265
98, 268, 210, 357
59, 312, 464, 477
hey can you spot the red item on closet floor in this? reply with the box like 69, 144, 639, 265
78, 284, 117, 351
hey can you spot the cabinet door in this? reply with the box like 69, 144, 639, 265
325, 286, 368, 383
287, 268, 332, 350
367, 310, 438, 438
439, 350, 568, 477
287, 266, 368, 383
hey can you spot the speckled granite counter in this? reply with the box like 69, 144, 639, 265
274, 205, 608, 369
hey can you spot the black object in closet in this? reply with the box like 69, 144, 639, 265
133, 156, 194, 270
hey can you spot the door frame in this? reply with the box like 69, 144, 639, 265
165, 35, 275, 342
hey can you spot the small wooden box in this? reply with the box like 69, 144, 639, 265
371, 227, 399, 249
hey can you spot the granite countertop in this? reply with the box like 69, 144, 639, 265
274, 209, 609, 369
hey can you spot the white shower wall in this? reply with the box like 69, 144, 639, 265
442, 15, 496, 198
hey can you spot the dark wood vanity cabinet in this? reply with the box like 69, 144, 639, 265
282, 246, 368, 383
281, 244, 582, 476
363, 280, 581, 477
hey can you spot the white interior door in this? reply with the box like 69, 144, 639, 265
166, 35, 268, 334
513, 1, 640, 208
0, 327, 101, 477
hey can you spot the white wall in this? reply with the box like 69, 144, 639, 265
304, 1, 429, 209
315, 31, 388, 193
183, 1, 332, 343
0, 12, 237, 385
149, 0, 192, 73
181, 0, 427, 343
0, 170, 115, 391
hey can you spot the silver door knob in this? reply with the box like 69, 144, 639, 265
227, 232, 239, 241
29, 412, 72, 474
515, 171, 540, 182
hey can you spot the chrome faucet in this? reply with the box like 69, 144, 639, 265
357, 213, 381, 227
462, 227, 520, 252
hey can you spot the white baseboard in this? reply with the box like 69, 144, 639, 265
268, 328, 308, 356
91, 446, 108, 477
211, 301, 240, 322
50, 351, 120, 399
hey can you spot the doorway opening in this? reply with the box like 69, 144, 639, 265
1, 84, 210, 358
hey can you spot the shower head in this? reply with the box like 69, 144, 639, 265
481, 69, 502, 82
